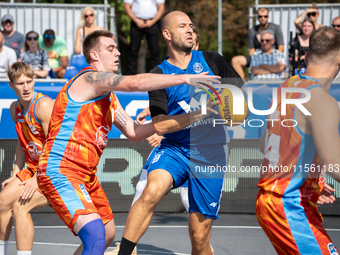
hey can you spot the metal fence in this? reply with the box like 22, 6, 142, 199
0, 3, 117, 58
249, 3, 340, 71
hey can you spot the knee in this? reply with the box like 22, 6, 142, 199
12, 202, 29, 219
0, 194, 12, 213
78, 219, 106, 255
231, 56, 241, 67
140, 183, 165, 206
190, 229, 210, 248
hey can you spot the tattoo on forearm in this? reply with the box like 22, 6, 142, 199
116, 109, 128, 133
109, 75, 124, 87
84, 72, 124, 87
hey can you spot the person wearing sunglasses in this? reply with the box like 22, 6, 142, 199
74, 6, 104, 55
1, 14, 25, 61
0, 30, 17, 78
250, 30, 286, 79
21, 31, 50, 78
332, 16, 340, 31
38, 29, 68, 78
232, 7, 284, 79
294, 3, 324, 34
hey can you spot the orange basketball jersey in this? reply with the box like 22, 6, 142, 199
258, 75, 325, 203
38, 66, 117, 180
15, 92, 48, 172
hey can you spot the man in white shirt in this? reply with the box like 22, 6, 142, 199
0, 30, 17, 78
250, 30, 286, 79
124, 0, 165, 75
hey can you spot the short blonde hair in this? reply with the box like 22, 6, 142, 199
8, 62, 34, 83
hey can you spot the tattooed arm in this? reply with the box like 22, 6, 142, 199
113, 95, 155, 143
82, 71, 221, 93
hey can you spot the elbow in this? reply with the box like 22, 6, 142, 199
153, 125, 166, 136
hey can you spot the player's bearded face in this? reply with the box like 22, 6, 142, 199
170, 31, 193, 53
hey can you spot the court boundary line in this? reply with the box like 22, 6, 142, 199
28, 225, 340, 231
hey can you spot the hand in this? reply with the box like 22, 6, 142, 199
146, 133, 163, 148
136, 108, 151, 125
18, 177, 38, 201
317, 183, 336, 205
186, 71, 221, 89
205, 89, 221, 116
144, 20, 154, 28
1, 176, 15, 189
136, 19, 145, 29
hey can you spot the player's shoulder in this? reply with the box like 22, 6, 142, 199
202, 51, 222, 61
308, 86, 338, 114
35, 96, 54, 114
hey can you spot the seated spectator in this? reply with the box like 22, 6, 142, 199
0, 30, 16, 78
39, 29, 68, 78
250, 30, 286, 79
292, 18, 315, 75
332, 16, 340, 31
21, 31, 50, 78
1, 14, 25, 60
74, 6, 104, 55
294, 3, 324, 33
231, 8, 284, 79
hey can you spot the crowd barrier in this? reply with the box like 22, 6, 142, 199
0, 78, 339, 214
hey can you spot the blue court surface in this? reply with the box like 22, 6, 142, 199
6, 212, 340, 254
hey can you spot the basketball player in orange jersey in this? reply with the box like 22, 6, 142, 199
257, 27, 340, 255
36, 30, 220, 255
0, 62, 54, 255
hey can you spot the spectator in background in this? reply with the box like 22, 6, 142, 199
250, 30, 286, 79
1, 14, 25, 60
332, 16, 340, 31
39, 29, 68, 78
74, 6, 104, 55
294, 3, 324, 33
231, 8, 284, 79
21, 31, 50, 78
124, 0, 165, 74
292, 18, 315, 75
0, 30, 16, 78
333, 17, 340, 79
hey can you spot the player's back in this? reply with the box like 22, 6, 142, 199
38, 67, 117, 179
259, 74, 325, 203
16, 91, 48, 170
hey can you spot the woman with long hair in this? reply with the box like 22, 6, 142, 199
74, 6, 104, 54
20, 31, 50, 78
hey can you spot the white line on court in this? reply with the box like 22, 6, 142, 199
30, 225, 340, 231
8, 241, 191, 255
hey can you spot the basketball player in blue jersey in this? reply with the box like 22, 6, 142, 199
118, 11, 243, 255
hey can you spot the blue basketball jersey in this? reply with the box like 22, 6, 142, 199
158, 50, 229, 147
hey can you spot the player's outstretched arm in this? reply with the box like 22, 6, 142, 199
83, 71, 220, 93
307, 89, 340, 183
113, 96, 155, 143
152, 93, 219, 136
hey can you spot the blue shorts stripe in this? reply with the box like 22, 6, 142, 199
282, 197, 323, 255
46, 102, 85, 217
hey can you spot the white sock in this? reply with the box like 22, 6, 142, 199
0, 240, 8, 255
17, 251, 32, 255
